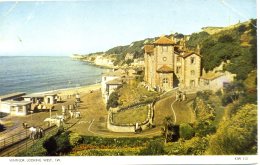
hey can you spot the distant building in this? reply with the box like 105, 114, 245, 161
200, 71, 236, 92
144, 36, 201, 91
101, 71, 125, 103
23, 92, 57, 105
0, 92, 31, 116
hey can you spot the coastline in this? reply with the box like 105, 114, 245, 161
31, 83, 101, 97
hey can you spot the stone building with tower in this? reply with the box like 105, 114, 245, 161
144, 35, 201, 91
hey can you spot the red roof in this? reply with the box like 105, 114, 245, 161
144, 45, 154, 53
182, 51, 202, 58
156, 65, 174, 73
153, 36, 174, 45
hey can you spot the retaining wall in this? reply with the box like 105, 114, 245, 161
107, 104, 154, 133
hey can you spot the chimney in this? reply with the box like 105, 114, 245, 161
170, 35, 174, 42
196, 44, 201, 54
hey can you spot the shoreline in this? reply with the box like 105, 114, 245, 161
29, 83, 102, 96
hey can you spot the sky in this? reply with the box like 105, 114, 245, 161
0, 0, 257, 56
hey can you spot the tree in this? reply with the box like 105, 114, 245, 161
207, 104, 257, 155
218, 34, 234, 43
221, 81, 245, 106
161, 116, 175, 144
106, 92, 119, 110
179, 123, 194, 140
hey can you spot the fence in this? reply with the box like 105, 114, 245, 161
0, 125, 57, 157
0, 129, 29, 151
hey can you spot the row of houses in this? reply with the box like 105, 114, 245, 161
0, 92, 57, 116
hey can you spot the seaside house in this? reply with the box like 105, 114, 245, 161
101, 70, 126, 103
144, 35, 201, 92
0, 92, 31, 116
105, 78, 123, 101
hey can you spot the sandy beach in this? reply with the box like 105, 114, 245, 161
0, 83, 103, 140
28, 83, 102, 98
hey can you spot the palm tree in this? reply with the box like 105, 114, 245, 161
161, 116, 174, 144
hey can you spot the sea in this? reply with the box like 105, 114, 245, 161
0, 56, 107, 95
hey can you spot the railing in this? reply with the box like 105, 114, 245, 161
0, 126, 58, 157
0, 129, 29, 151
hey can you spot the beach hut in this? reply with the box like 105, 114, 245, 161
23, 92, 57, 105
0, 100, 31, 116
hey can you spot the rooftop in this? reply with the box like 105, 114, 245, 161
182, 51, 201, 58
201, 72, 224, 80
153, 36, 175, 45
144, 45, 154, 53
0, 92, 26, 101
156, 65, 174, 73
23, 92, 57, 98
102, 70, 125, 77
106, 78, 123, 85
2, 100, 32, 106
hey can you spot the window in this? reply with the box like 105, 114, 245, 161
10, 106, 16, 112
163, 78, 168, 84
163, 57, 167, 61
190, 57, 195, 64
190, 80, 195, 87
18, 106, 23, 112
177, 66, 181, 74
162, 46, 168, 52
191, 70, 195, 75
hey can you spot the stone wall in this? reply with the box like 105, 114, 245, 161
107, 103, 154, 133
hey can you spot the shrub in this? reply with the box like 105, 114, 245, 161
207, 104, 257, 155
43, 136, 57, 155
139, 141, 165, 155
107, 92, 119, 110
43, 131, 72, 156
69, 132, 83, 146
194, 119, 216, 137
237, 24, 247, 33
179, 123, 194, 140
218, 34, 234, 43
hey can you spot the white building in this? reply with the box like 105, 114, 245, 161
200, 71, 236, 92
0, 92, 31, 116
105, 78, 123, 102
101, 71, 125, 103
23, 92, 57, 105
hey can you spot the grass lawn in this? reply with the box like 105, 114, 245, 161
113, 106, 148, 124
118, 82, 158, 107
154, 94, 196, 126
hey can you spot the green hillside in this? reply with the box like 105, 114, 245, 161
187, 19, 257, 80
